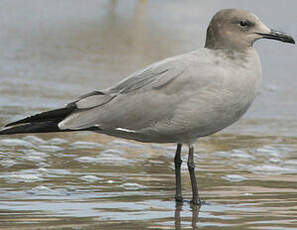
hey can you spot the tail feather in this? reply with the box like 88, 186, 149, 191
0, 121, 66, 135
0, 105, 87, 135
0, 121, 99, 135
5, 105, 76, 127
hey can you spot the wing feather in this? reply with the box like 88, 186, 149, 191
59, 54, 191, 130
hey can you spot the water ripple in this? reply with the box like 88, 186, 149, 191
221, 174, 248, 182
80, 175, 103, 183
1, 172, 44, 183
0, 138, 34, 148
71, 141, 104, 149
36, 145, 64, 152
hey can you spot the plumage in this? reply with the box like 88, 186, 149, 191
0, 9, 294, 205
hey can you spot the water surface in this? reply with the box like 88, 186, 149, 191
0, 1, 296, 229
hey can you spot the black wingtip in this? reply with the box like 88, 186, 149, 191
0, 121, 59, 135
0, 104, 102, 135
4, 106, 76, 128
0, 121, 100, 135
5, 120, 22, 127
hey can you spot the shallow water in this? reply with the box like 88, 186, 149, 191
0, 1, 296, 229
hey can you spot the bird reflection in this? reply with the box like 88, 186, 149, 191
175, 202, 200, 229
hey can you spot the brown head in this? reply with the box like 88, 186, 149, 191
205, 9, 295, 50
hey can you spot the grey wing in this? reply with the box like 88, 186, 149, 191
109, 56, 187, 94
58, 54, 191, 131
70, 91, 115, 109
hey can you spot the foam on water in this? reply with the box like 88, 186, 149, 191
0, 159, 17, 168
23, 155, 46, 162
80, 175, 103, 183
27, 185, 71, 196
109, 140, 145, 149
0, 138, 34, 148
71, 141, 104, 149
230, 149, 255, 159
221, 174, 248, 182
100, 148, 126, 155
23, 135, 47, 145
22, 149, 49, 157
119, 183, 147, 191
36, 145, 64, 152
76, 156, 99, 163
243, 164, 297, 174
47, 138, 68, 145
256, 145, 281, 157
3, 172, 44, 183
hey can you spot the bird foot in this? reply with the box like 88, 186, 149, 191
175, 196, 183, 203
190, 198, 201, 206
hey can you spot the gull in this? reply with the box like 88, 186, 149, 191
0, 9, 294, 205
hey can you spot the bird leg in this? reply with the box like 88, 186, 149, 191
191, 203, 200, 229
187, 145, 201, 205
174, 143, 183, 202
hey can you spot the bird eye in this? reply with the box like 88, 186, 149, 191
239, 20, 250, 27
